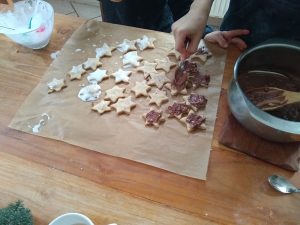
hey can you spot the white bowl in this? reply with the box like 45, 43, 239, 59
49, 213, 94, 225
0, 0, 54, 49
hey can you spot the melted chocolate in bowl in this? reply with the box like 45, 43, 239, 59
238, 71, 300, 122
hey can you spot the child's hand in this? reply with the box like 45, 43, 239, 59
204, 29, 250, 50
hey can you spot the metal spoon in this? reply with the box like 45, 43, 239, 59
268, 175, 300, 194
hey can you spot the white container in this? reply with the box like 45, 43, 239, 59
0, 0, 54, 49
49, 213, 95, 225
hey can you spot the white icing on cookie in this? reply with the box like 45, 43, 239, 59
78, 84, 101, 102
122, 51, 143, 67
87, 69, 108, 84
83, 58, 102, 70
111, 69, 132, 83
47, 78, 67, 93
95, 43, 115, 58
136, 35, 156, 51
117, 39, 137, 53
29, 113, 50, 133
68, 64, 86, 80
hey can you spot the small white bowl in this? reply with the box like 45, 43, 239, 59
0, 0, 54, 49
49, 213, 94, 225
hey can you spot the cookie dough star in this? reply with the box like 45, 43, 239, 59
122, 51, 143, 67
164, 83, 187, 96
167, 48, 181, 60
149, 89, 169, 106
68, 64, 86, 80
117, 39, 137, 53
104, 85, 126, 103
95, 43, 116, 58
143, 109, 165, 128
147, 71, 170, 89
92, 100, 112, 115
111, 96, 136, 115
87, 69, 109, 84
136, 35, 156, 51
136, 61, 158, 78
82, 58, 102, 71
47, 78, 67, 93
155, 57, 177, 72
111, 69, 132, 84
131, 81, 151, 97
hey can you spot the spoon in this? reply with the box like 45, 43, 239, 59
268, 175, 300, 194
245, 86, 300, 111
28, 0, 41, 29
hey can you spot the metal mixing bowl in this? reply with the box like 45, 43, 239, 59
228, 40, 300, 142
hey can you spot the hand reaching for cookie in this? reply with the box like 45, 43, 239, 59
204, 29, 250, 51
172, 14, 206, 60
171, 0, 213, 60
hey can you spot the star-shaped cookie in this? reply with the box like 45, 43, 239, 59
143, 109, 165, 128
82, 58, 102, 71
147, 72, 170, 89
180, 112, 206, 132
104, 85, 126, 103
87, 69, 109, 84
92, 100, 112, 115
164, 83, 188, 96
111, 96, 136, 115
131, 81, 151, 97
136, 61, 158, 78
122, 51, 143, 67
155, 57, 176, 72
95, 43, 116, 58
47, 78, 67, 93
111, 69, 132, 83
149, 89, 169, 106
183, 93, 208, 111
167, 48, 181, 60
166, 102, 190, 119
68, 64, 86, 80
117, 39, 137, 53
78, 84, 101, 102
136, 35, 156, 51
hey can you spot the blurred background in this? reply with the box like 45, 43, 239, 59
2, 0, 230, 29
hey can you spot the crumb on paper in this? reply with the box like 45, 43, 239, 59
50, 50, 60, 60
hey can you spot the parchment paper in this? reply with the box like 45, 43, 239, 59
9, 20, 227, 180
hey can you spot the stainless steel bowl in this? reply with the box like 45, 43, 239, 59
228, 40, 300, 142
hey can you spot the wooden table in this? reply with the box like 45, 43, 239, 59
0, 14, 299, 225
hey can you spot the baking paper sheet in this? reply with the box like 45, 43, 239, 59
9, 20, 227, 179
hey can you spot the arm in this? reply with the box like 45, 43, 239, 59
171, 0, 213, 60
